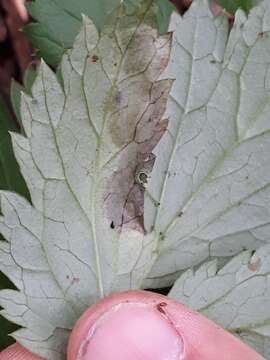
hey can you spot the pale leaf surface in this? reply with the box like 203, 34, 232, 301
0, 2, 171, 358
145, 0, 270, 286
169, 246, 270, 358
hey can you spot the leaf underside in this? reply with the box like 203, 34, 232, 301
145, 1, 270, 356
0, 2, 171, 358
144, 0, 270, 289
169, 245, 270, 358
1, 0, 270, 358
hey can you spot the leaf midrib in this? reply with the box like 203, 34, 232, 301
79, 1, 154, 298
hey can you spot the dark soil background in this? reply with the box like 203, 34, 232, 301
0, 0, 32, 127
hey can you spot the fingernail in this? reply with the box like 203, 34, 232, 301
76, 302, 184, 360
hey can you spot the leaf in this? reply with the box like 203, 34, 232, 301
24, 0, 175, 66
156, 0, 176, 34
25, 0, 121, 65
169, 246, 270, 358
0, 99, 29, 350
11, 65, 37, 123
23, 65, 37, 92
23, 23, 64, 66
215, 0, 259, 14
0, 271, 18, 351
0, 2, 171, 358
10, 81, 24, 123
144, 0, 270, 287
0, 313, 17, 350
0, 80, 30, 350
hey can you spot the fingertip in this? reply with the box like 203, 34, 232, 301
0, 343, 43, 360
67, 290, 264, 360
68, 291, 184, 360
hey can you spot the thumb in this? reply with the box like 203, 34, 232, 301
0, 343, 42, 360
67, 290, 265, 360
0, 290, 265, 360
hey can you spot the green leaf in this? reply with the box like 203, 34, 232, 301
23, 23, 64, 66
156, 0, 175, 34
215, 0, 256, 13
25, 0, 175, 66
25, 0, 122, 65
0, 2, 171, 358
169, 246, 270, 358
144, 0, 270, 288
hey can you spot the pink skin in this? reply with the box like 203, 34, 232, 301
0, 343, 43, 359
1, 291, 265, 360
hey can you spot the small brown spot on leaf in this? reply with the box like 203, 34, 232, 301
248, 257, 262, 272
114, 91, 122, 106
178, 211, 183, 217
91, 54, 99, 63
72, 277, 80, 284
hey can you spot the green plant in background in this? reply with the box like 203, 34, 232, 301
24, 0, 176, 66
23, 0, 260, 67
215, 0, 256, 13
